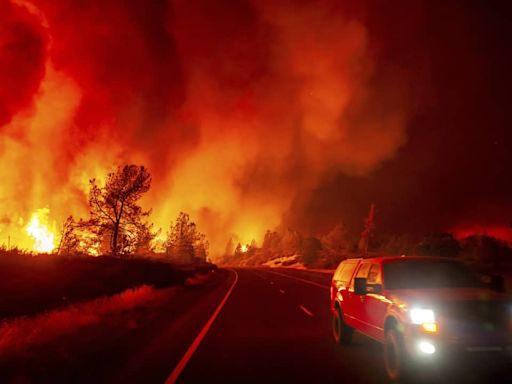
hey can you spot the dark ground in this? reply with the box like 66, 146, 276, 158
0, 252, 213, 319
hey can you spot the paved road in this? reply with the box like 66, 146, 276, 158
177, 268, 386, 384
1, 268, 509, 383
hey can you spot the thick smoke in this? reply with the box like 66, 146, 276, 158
0, 0, 48, 127
0, 0, 414, 254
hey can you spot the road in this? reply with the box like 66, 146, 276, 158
175, 268, 385, 384
1, 268, 509, 383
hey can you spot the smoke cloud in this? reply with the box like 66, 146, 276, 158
0, 0, 452, 254
0, 0, 48, 127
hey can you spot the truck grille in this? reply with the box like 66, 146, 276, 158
440, 300, 510, 337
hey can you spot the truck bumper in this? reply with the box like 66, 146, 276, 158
404, 332, 512, 365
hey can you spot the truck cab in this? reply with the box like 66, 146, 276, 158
330, 256, 511, 381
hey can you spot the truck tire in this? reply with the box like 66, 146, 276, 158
332, 308, 353, 345
384, 328, 409, 382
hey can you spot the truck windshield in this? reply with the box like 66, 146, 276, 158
383, 260, 480, 289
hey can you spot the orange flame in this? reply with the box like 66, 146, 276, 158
26, 208, 56, 253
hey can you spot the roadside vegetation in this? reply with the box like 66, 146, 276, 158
0, 164, 216, 321
0, 248, 215, 319
57, 164, 210, 264
221, 222, 512, 274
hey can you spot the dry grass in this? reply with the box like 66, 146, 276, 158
0, 249, 214, 319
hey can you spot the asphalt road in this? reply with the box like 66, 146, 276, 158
1, 268, 510, 383
176, 268, 386, 384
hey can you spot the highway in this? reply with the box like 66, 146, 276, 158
175, 268, 385, 384
0, 268, 509, 383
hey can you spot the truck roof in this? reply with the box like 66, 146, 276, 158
343, 255, 461, 264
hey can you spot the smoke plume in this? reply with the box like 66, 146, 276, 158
0, 0, 418, 254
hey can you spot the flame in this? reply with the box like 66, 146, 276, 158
240, 244, 249, 253
26, 208, 56, 253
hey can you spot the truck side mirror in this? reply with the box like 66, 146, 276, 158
354, 277, 367, 295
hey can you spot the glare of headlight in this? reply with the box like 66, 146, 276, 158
410, 308, 435, 324
418, 340, 436, 354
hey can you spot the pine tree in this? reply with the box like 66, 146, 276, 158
166, 212, 208, 263
87, 165, 152, 256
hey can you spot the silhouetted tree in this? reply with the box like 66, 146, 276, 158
381, 234, 413, 255
166, 212, 208, 263
461, 234, 512, 266
88, 165, 151, 256
224, 237, 235, 256
322, 223, 347, 253
133, 223, 159, 256
234, 242, 243, 255
299, 237, 322, 267
415, 233, 461, 257
281, 229, 302, 256
262, 230, 282, 258
57, 216, 79, 255
195, 232, 209, 261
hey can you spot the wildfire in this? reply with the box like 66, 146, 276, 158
26, 208, 56, 253
240, 244, 249, 253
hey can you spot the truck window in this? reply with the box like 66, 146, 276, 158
383, 260, 480, 289
334, 263, 346, 281
355, 263, 371, 278
339, 261, 358, 286
367, 264, 381, 285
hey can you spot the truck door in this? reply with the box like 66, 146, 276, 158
361, 263, 389, 341
335, 260, 359, 327
344, 263, 371, 330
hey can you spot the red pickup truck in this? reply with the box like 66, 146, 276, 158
330, 256, 511, 381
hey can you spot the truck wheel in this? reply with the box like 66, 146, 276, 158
384, 328, 409, 382
332, 308, 353, 345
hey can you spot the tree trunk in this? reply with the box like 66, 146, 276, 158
112, 221, 120, 256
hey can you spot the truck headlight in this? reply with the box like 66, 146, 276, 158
410, 308, 435, 324
410, 308, 438, 333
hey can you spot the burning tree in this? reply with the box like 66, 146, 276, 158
88, 165, 151, 256
194, 232, 209, 260
132, 223, 159, 256
56, 216, 79, 255
165, 212, 208, 263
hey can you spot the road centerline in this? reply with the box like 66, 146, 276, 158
164, 269, 239, 384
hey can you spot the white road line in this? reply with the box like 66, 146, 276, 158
299, 305, 314, 317
279, 289, 286, 294
263, 270, 330, 290
165, 269, 239, 384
